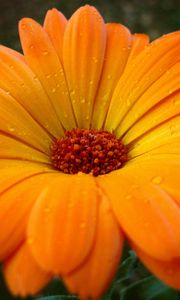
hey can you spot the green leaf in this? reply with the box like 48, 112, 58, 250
119, 276, 177, 300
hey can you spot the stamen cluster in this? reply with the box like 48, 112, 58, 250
51, 129, 128, 176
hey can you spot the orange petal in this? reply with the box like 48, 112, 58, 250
128, 115, 180, 157
0, 88, 51, 154
97, 165, 180, 261
132, 242, 180, 290
118, 62, 180, 139
121, 156, 180, 207
105, 31, 180, 132
0, 45, 25, 63
28, 173, 98, 274
126, 33, 149, 65
0, 45, 63, 137
0, 171, 56, 260
0, 160, 53, 197
63, 5, 106, 128
92, 23, 132, 129
44, 8, 67, 61
63, 191, 123, 300
19, 18, 76, 130
0, 133, 49, 163
4, 242, 51, 296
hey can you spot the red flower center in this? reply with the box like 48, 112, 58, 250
51, 128, 128, 176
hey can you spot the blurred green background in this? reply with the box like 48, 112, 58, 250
0, 0, 180, 50
0, 0, 180, 299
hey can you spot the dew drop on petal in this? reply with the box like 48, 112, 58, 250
8, 126, 15, 132
80, 98, 86, 104
126, 194, 132, 200
80, 222, 86, 229
27, 237, 34, 245
42, 50, 49, 56
151, 176, 163, 184
173, 99, 180, 106
46, 74, 51, 79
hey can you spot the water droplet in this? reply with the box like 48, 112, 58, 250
80, 222, 86, 228
27, 237, 34, 245
127, 99, 131, 107
81, 98, 86, 104
8, 126, 15, 132
126, 194, 132, 200
89, 80, 93, 85
92, 57, 98, 63
42, 50, 48, 56
135, 113, 140, 119
107, 74, 112, 80
70, 90, 75, 96
52, 88, 56, 93
54, 73, 57, 77
173, 99, 180, 106
21, 23, 26, 30
151, 176, 163, 184
85, 115, 90, 120
33, 75, 38, 81
46, 74, 51, 79
9, 65, 14, 69
29, 45, 34, 50
20, 82, 25, 87
5, 91, 11, 95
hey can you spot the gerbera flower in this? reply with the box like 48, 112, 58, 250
0, 4, 180, 299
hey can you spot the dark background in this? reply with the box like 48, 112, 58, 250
0, 0, 180, 51
0, 0, 180, 299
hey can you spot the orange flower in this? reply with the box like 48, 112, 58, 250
0, 5, 180, 299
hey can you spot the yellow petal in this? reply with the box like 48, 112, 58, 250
19, 18, 76, 130
117, 62, 180, 139
64, 193, 123, 299
0, 88, 51, 153
0, 160, 53, 194
129, 115, 180, 157
63, 5, 106, 128
28, 173, 98, 274
105, 31, 180, 131
44, 8, 67, 61
4, 242, 51, 296
0, 133, 49, 163
92, 23, 132, 129
0, 46, 63, 137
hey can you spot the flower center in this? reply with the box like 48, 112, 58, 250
51, 129, 128, 176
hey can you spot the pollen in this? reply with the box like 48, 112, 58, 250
51, 129, 128, 176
